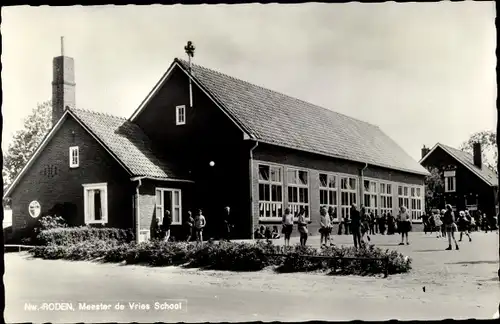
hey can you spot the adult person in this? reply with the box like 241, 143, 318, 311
282, 207, 294, 248
194, 209, 206, 245
443, 204, 459, 250
350, 204, 363, 249
162, 210, 172, 242
458, 210, 472, 242
185, 211, 194, 242
319, 206, 332, 246
297, 207, 308, 247
397, 206, 411, 245
221, 206, 233, 241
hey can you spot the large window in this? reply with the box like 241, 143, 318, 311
340, 176, 358, 219
258, 164, 283, 219
379, 183, 393, 216
156, 188, 182, 225
398, 185, 410, 210
444, 170, 456, 193
410, 187, 424, 221
83, 183, 108, 224
319, 173, 339, 221
287, 169, 309, 218
363, 180, 378, 215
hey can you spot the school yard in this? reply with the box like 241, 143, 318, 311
4, 231, 499, 323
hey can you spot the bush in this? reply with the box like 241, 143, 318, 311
36, 227, 134, 246
29, 239, 411, 276
35, 215, 67, 232
187, 241, 273, 271
277, 244, 412, 275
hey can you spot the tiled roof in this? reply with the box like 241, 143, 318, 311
439, 143, 498, 187
176, 58, 429, 176
70, 108, 187, 180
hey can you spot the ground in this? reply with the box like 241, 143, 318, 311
5, 231, 499, 322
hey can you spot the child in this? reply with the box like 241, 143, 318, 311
194, 209, 206, 244
282, 207, 294, 247
319, 206, 331, 246
458, 211, 472, 242
297, 207, 308, 247
254, 226, 265, 239
271, 226, 280, 239
264, 226, 272, 240
185, 211, 194, 242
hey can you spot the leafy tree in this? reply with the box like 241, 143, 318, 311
459, 130, 497, 174
3, 101, 52, 192
424, 166, 444, 211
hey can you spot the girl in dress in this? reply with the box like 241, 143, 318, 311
319, 206, 331, 246
282, 208, 294, 248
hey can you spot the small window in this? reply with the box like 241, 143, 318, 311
176, 105, 186, 125
69, 146, 79, 168
83, 183, 108, 224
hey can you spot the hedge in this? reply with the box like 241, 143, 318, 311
30, 239, 412, 276
36, 227, 135, 246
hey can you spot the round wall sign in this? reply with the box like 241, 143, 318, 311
28, 201, 41, 218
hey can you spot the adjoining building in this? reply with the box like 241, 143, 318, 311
420, 143, 498, 217
4, 50, 429, 241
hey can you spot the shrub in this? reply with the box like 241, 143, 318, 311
36, 227, 134, 246
187, 241, 272, 271
35, 215, 67, 232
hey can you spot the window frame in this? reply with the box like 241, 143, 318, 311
286, 168, 310, 219
379, 182, 393, 216
155, 188, 183, 225
82, 183, 108, 224
444, 173, 456, 193
363, 179, 379, 215
319, 172, 339, 221
258, 163, 284, 221
175, 105, 186, 126
69, 146, 79, 168
339, 175, 358, 219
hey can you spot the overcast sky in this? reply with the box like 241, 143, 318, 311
1, 3, 496, 161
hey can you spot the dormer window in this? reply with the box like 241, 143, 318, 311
176, 105, 186, 125
69, 146, 79, 168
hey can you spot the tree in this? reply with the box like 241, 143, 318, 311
459, 130, 497, 174
3, 101, 52, 192
424, 166, 445, 211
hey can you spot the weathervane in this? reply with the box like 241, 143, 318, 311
184, 41, 196, 108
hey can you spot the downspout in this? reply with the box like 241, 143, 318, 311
249, 141, 259, 239
360, 163, 368, 207
133, 177, 145, 244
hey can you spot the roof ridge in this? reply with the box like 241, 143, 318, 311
176, 58, 379, 128
70, 107, 127, 121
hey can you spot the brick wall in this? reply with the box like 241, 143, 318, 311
137, 179, 194, 241
9, 115, 134, 232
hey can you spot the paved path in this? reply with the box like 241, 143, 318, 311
5, 232, 499, 322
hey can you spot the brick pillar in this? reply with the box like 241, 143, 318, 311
52, 56, 76, 126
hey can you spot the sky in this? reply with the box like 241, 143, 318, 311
1, 2, 497, 162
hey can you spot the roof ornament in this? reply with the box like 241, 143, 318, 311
184, 41, 196, 109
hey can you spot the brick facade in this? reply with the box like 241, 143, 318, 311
10, 115, 134, 231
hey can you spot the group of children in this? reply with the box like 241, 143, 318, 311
151, 208, 207, 243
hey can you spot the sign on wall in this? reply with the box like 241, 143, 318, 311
28, 201, 41, 218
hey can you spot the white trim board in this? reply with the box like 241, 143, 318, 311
3, 109, 133, 199
420, 143, 496, 187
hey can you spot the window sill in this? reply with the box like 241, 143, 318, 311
69, 165, 79, 169
259, 218, 313, 224
85, 221, 108, 225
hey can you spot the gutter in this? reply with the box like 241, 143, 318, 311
132, 177, 146, 243
249, 141, 259, 239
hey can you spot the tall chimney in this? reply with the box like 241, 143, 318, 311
52, 36, 75, 126
421, 145, 430, 159
473, 142, 482, 169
